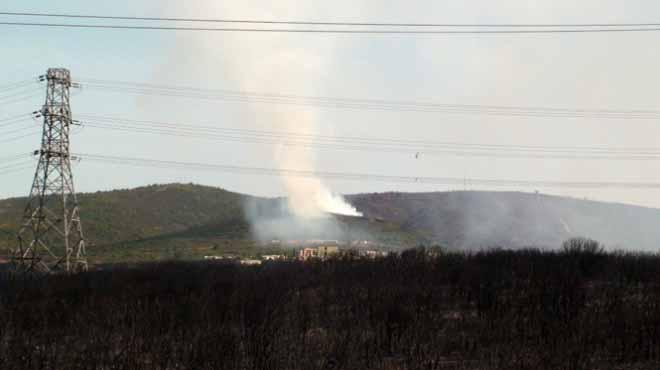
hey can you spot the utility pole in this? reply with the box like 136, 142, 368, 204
13, 68, 87, 273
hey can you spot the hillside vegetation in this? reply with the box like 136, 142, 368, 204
2, 184, 660, 263
350, 191, 660, 250
0, 184, 413, 263
0, 184, 249, 260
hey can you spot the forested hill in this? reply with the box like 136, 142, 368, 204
0, 184, 413, 257
2, 184, 660, 254
0, 184, 249, 251
349, 191, 660, 251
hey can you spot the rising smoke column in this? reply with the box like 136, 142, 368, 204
218, 4, 361, 219
166, 1, 361, 219
274, 110, 362, 218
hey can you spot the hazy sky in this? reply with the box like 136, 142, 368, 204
3, 1, 660, 208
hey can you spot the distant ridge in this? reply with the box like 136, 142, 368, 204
1, 184, 659, 257
0, 184, 249, 251
349, 191, 660, 250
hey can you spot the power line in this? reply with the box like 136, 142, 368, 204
78, 79, 660, 120
0, 160, 34, 173
0, 86, 41, 101
0, 120, 28, 129
0, 79, 35, 93
0, 95, 42, 106
0, 131, 40, 144
84, 114, 615, 151
0, 159, 32, 170
0, 165, 33, 176
3, 11, 660, 28
0, 112, 32, 122
0, 125, 36, 136
84, 122, 660, 161
78, 153, 660, 190
0, 80, 31, 90
0, 153, 30, 164
0, 114, 32, 127
4, 21, 660, 34
77, 115, 660, 160
0, 88, 43, 105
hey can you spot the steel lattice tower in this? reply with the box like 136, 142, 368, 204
14, 68, 87, 273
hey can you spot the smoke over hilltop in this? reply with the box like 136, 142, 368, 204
214, 4, 364, 233
247, 108, 361, 238
164, 1, 362, 237
161, 3, 660, 245
243, 197, 344, 241
273, 110, 361, 219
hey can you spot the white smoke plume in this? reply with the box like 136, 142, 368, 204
164, 1, 362, 228
247, 43, 363, 219
273, 110, 362, 219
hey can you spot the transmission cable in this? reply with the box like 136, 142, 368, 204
0, 85, 41, 101
78, 80, 660, 120
4, 21, 660, 34
0, 79, 36, 93
0, 124, 39, 136
76, 114, 660, 159
0, 162, 35, 176
77, 153, 660, 190
0, 159, 34, 172
0, 114, 32, 127
0, 88, 42, 106
0, 131, 40, 144
0, 153, 30, 164
3, 12, 660, 28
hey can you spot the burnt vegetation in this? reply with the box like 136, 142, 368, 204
1, 238, 660, 370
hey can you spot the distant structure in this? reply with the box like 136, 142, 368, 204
298, 245, 340, 260
261, 254, 285, 261
239, 259, 262, 266
13, 68, 87, 273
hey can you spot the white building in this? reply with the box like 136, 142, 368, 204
240, 259, 262, 266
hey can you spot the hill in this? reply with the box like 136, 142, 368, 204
2, 185, 660, 263
349, 191, 660, 250
0, 184, 250, 262
0, 184, 413, 262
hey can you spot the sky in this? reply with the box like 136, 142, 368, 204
3, 1, 660, 208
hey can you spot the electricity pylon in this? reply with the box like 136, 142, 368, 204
13, 68, 87, 273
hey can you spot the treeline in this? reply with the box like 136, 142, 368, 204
1, 239, 660, 369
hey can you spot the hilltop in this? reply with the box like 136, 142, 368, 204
0, 184, 250, 262
350, 191, 660, 250
1, 184, 660, 263
0, 184, 412, 262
